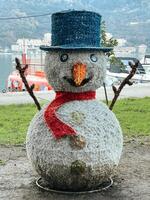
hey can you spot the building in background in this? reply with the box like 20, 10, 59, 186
114, 44, 147, 60
11, 33, 51, 54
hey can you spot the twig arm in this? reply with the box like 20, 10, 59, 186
109, 61, 139, 110
15, 58, 41, 111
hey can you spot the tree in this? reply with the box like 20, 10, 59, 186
101, 21, 121, 67
101, 21, 118, 54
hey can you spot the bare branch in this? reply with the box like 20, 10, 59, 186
22, 64, 28, 72
109, 61, 139, 110
30, 84, 35, 91
126, 80, 133, 86
112, 85, 117, 93
15, 58, 41, 111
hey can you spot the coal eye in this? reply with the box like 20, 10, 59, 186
90, 54, 98, 62
60, 54, 68, 62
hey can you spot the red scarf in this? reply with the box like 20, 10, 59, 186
44, 91, 96, 139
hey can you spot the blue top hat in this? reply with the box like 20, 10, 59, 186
40, 10, 112, 52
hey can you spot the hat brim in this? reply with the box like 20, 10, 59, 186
40, 45, 113, 53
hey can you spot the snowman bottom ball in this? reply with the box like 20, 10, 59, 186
26, 100, 123, 191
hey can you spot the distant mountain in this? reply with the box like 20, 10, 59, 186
0, 0, 150, 51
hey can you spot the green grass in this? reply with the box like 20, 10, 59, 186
0, 104, 37, 145
113, 97, 150, 137
0, 97, 150, 145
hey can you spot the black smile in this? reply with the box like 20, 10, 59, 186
63, 76, 93, 87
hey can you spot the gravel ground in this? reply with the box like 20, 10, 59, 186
0, 137, 150, 200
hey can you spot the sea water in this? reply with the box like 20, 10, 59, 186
0, 54, 12, 92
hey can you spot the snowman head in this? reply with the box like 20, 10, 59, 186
41, 10, 112, 92
45, 50, 108, 92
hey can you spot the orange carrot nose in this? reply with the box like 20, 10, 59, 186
72, 63, 87, 86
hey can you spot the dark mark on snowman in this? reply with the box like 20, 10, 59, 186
71, 160, 86, 175
69, 135, 86, 150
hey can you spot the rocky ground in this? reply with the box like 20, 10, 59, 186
0, 137, 150, 200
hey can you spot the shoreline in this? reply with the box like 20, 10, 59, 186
0, 83, 150, 105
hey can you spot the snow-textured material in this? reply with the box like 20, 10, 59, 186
26, 49, 123, 191
26, 100, 123, 191
45, 51, 107, 93
44, 91, 96, 139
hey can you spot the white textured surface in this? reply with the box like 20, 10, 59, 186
45, 51, 107, 92
26, 50, 123, 190
26, 100, 123, 190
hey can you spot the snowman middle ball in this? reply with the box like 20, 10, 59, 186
26, 50, 123, 191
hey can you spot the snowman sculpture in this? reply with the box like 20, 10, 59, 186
26, 10, 123, 192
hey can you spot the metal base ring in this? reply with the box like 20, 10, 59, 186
36, 177, 113, 194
